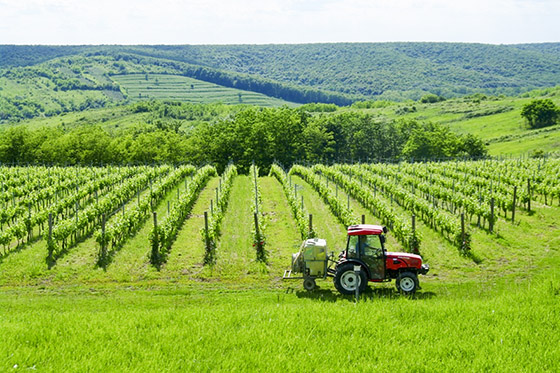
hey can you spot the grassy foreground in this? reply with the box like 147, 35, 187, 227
1, 271, 559, 372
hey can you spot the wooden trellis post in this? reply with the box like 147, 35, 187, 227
512, 186, 517, 223
489, 198, 495, 233
527, 179, 531, 212
204, 211, 211, 255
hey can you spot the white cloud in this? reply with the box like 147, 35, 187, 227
0, 0, 558, 44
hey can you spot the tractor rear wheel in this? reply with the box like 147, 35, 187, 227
396, 271, 418, 295
334, 263, 367, 295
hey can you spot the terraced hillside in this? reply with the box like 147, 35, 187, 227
112, 73, 291, 106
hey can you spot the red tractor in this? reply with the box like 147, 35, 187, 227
284, 224, 429, 295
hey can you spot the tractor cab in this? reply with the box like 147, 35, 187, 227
344, 224, 387, 281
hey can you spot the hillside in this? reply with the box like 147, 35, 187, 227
2, 43, 560, 121
1, 43, 559, 158
118, 43, 560, 99
0, 53, 296, 121
348, 87, 560, 156
4, 86, 559, 160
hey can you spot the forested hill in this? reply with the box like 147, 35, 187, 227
114, 43, 560, 100
1, 43, 560, 114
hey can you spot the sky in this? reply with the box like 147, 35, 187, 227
0, 0, 559, 45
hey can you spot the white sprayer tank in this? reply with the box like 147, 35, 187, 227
302, 238, 327, 277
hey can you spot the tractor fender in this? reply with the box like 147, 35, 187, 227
336, 259, 371, 280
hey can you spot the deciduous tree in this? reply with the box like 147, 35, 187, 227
521, 99, 559, 129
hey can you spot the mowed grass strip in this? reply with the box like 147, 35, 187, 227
259, 176, 302, 278
162, 177, 220, 279
0, 239, 49, 286
212, 175, 260, 279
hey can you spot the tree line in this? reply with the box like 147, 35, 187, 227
0, 107, 486, 172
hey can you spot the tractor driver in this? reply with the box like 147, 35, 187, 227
358, 235, 383, 258
348, 235, 383, 258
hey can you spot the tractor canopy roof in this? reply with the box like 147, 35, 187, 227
347, 224, 387, 236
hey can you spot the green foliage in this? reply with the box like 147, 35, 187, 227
189, 107, 309, 173
45, 167, 167, 259
290, 165, 359, 228
346, 163, 471, 252
96, 165, 196, 266
250, 164, 268, 263
0, 108, 488, 168
420, 94, 446, 103
521, 99, 560, 129
351, 100, 393, 109
269, 165, 316, 239
400, 121, 488, 160
314, 164, 421, 253
148, 165, 216, 266
297, 103, 339, 112
201, 165, 237, 265
0, 166, 139, 254
394, 105, 417, 115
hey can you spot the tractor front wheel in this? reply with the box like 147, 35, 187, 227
396, 272, 419, 294
334, 263, 367, 295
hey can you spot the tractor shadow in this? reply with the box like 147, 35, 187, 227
293, 288, 339, 302
360, 287, 437, 301
293, 286, 436, 302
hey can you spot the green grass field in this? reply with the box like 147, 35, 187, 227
2, 275, 558, 371
7, 105, 145, 130
112, 73, 294, 107
1, 163, 559, 371
352, 91, 560, 156
0, 74, 116, 117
